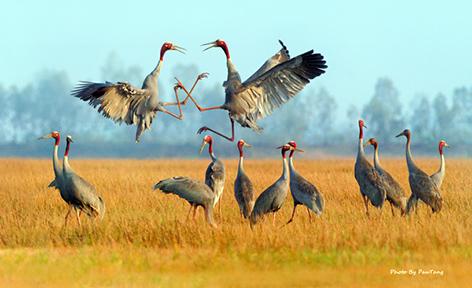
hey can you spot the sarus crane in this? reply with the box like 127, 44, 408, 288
365, 138, 407, 216
61, 135, 106, 226
199, 135, 226, 216
38, 131, 63, 192
176, 39, 327, 141
234, 139, 255, 219
154, 177, 217, 228
354, 120, 386, 216
72, 42, 205, 142
396, 130, 444, 214
250, 144, 292, 228
285, 141, 324, 224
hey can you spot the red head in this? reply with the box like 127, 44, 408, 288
276, 144, 293, 159
38, 131, 61, 146
199, 135, 214, 155
237, 139, 252, 157
202, 39, 230, 59
287, 140, 304, 157
438, 140, 449, 155
358, 119, 367, 139
64, 135, 73, 157
366, 138, 378, 150
160, 42, 186, 61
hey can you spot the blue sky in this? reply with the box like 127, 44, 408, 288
2, 0, 471, 112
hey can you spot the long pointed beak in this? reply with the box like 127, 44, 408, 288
172, 45, 186, 54
202, 41, 217, 51
363, 124, 367, 129
395, 133, 403, 138
199, 141, 207, 154
38, 134, 52, 140
276, 146, 283, 149
244, 143, 252, 148
295, 148, 304, 152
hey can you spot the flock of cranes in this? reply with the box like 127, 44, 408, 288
37, 40, 448, 228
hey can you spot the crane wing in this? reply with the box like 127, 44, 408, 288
67, 173, 105, 217
205, 160, 225, 191
409, 172, 442, 212
236, 50, 327, 121
243, 40, 291, 84
72, 81, 154, 125
154, 176, 214, 205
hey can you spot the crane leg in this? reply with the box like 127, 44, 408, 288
162, 73, 208, 106
192, 206, 198, 220
159, 85, 185, 120
174, 77, 224, 112
74, 208, 82, 228
197, 117, 235, 142
306, 207, 312, 223
286, 205, 298, 225
63, 206, 72, 228
363, 195, 370, 217
272, 213, 277, 226
186, 205, 193, 221
390, 202, 395, 217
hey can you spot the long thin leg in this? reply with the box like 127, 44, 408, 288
306, 207, 312, 223
390, 202, 395, 217
186, 205, 193, 221
286, 205, 298, 225
272, 213, 276, 226
63, 205, 72, 228
192, 206, 198, 220
197, 117, 235, 142
175, 78, 224, 112
161, 73, 208, 107
159, 86, 184, 120
363, 195, 370, 217
74, 207, 82, 228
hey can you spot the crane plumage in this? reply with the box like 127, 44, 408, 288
250, 144, 291, 227
38, 131, 63, 191
61, 135, 106, 226
430, 140, 448, 189
285, 141, 324, 224
396, 129, 443, 214
365, 138, 407, 216
234, 139, 255, 219
178, 39, 327, 141
200, 135, 226, 214
354, 120, 387, 216
72, 42, 192, 142
154, 176, 216, 227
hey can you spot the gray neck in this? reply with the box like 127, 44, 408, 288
237, 156, 244, 175
357, 137, 365, 158
288, 156, 296, 177
63, 156, 73, 174
225, 60, 242, 89
436, 153, 446, 180
210, 152, 217, 162
405, 137, 418, 173
282, 157, 289, 180
53, 144, 62, 178
373, 146, 383, 171
143, 61, 162, 108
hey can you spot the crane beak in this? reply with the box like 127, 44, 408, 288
363, 124, 367, 129
38, 133, 52, 140
199, 141, 207, 154
276, 146, 283, 149
295, 148, 304, 152
244, 143, 252, 148
395, 132, 403, 138
444, 143, 449, 148
202, 41, 218, 51
172, 45, 186, 54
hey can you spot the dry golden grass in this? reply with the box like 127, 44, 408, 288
0, 157, 471, 287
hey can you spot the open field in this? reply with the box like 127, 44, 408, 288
1, 158, 471, 287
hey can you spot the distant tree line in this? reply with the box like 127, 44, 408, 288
0, 55, 470, 157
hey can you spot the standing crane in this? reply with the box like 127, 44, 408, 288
72, 42, 205, 142
354, 120, 386, 216
199, 135, 226, 216
365, 138, 407, 216
154, 176, 216, 228
175, 39, 327, 141
396, 129, 443, 214
250, 144, 291, 228
62, 136, 106, 227
285, 141, 324, 224
38, 131, 63, 191
234, 139, 255, 219
430, 140, 449, 189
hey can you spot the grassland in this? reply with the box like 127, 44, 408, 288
0, 158, 471, 287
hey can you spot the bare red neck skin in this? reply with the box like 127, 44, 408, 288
281, 148, 289, 159
289, 150, 294, 158
65, 141, 71, 157
359, 124, 364, 139
54, 135, 60, 146
439, 142, 444, 155
208, 140, 213, 155
221, 44, 230, 59
372, 142, 378, 150
238, 143, 244, 158
160, 46, 167, 61
406, 132, 411, 146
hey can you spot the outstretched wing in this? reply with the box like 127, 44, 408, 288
243, 40, 291, 84
236, 50, 327, 121
72, 81, 153, 125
